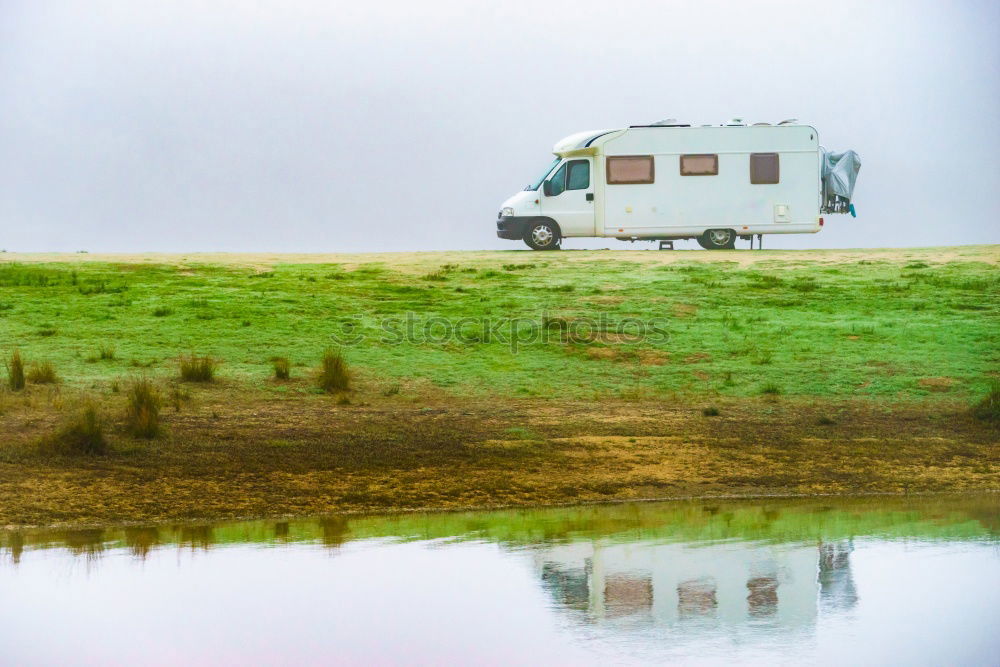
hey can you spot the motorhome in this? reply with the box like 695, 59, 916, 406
496, 119, 860, 250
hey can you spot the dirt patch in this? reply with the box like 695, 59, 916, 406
919, 377, 958, 392
684, 352, 712, 364
585, 295, 627, 305
0, 387, 997, 527
673, 303, 699, 318
585, 347, 619, 361
601, 332, 645, 344
583, 346, 668, 364
637, 349, 670, 365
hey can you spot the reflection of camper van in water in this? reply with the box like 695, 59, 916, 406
535, 539, 857, 625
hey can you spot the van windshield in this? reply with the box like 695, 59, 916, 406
525, 158, 560, 191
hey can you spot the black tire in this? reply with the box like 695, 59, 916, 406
524, 220, 561, 250
697, 229, 736, 250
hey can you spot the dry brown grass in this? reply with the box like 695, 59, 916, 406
39, 403, 107, 456
272, 357, 291, 380
27, 361, 58, 384
125, 378, 162, 438
1, 246, 996, 284
7, 349, 25, 391
179, 355, 216, 382
919, 377, 958, 392
318, 349, 350, 393
972, 380, 1000, 422
0, 382, 996, 527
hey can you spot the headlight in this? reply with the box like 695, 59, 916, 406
501, 207, 515, 217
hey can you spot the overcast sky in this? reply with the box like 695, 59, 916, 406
1, 0, 997, 252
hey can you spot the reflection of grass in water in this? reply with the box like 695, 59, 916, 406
124, 527, 160, 559
6, 494, 996, 559
178, 525, 214, 550
49, 529, 106, 560
319, 516, 349, 546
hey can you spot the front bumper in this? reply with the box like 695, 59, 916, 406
496, 216, 532, 240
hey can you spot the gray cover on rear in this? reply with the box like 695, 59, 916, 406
822, 150, 861, 201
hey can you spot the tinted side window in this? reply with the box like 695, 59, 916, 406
607, 156, 655, 184
547, 163, 567, 196
680, 154, 718, 176
567, 160, 590, 190
750, 153, 780, 184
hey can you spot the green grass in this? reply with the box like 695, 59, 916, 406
85, 343, 118, 362
0, 248, 997, 400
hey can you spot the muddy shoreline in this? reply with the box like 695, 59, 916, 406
2, 392, 996, 528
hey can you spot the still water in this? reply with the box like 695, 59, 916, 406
2, 495, 998, 666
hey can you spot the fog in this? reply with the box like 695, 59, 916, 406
1, 0, 997, 252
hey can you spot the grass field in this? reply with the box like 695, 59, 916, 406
0, 246, 997, 526
1, 245, 997, 399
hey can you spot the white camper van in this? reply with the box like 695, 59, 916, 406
496, 119, 860, 250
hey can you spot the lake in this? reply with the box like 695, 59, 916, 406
2, 494, 998, 666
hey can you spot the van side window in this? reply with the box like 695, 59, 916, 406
750, 153, 780, 184
607, 156, 654, 184
680, 154, 718, 176
567, 160, 590, 190
547, 163, 568, 196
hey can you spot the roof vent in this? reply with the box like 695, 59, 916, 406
649, 118, 690, 127
777, 118, 798, 125
726, 117, 746, 126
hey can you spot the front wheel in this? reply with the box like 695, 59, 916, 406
697, 229, 736, 250
524, 221, 561, 250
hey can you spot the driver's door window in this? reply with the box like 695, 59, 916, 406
539, 157, 594, 236
547, 163, 568, 197
546, 160, 590, 197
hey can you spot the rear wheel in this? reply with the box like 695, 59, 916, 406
697, 229, 736, 250
524, 221, 561, 250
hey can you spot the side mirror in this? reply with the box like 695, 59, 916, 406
542, 180, 553, 197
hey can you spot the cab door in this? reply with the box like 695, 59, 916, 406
540, 158, 594, 237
